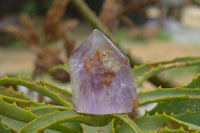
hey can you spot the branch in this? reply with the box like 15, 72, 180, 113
193, 0, 200, 6
71, 0, 116, 43
71, 0, 176, 88
120, 15, 135, 28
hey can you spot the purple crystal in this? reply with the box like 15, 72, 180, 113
69, 29, 138, 114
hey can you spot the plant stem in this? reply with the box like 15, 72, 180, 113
193, 0, 200, 6
71, 0, 116, 43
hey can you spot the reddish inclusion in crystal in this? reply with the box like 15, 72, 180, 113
84, 50, 116, 90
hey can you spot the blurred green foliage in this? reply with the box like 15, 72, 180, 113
20, 0, 54, 15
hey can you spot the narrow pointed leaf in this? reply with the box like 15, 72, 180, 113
0, 115, 26, 132
19, 111, 113, 133
0, 95, 44, 108
149, 98, 200, 115
113, 114, 142, 133
0, 115, 68, 133
115, 124, 134, 133
81, 119, 114, 133
136, 65, 164, 87
139, 88, 200, 106
28, 105, 71, 111
134, 111, 200, 132
133, 113, 186, 133
0, 87, 28, 100
28, 105, 71, 116
0, 77, 71, 107
39, 81, 72, 102
49, 64, 70, 74
48, 123, 81, 133
171, 111, 200, 131
0, 101, 82, 133
0, 98, 37, 122
0, 118, 11, 133
148, 127, 188, 133
183, 74, 200, 88
132, 57, 200, 87
153, 56, 200, 64
61, 122, 83, 133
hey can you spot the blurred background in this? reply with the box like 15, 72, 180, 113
0, 0, 200, 92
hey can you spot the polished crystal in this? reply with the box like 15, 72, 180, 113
69, 29, 138, 114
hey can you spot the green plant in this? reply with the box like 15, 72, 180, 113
0, 56, 199, 133
21, 1, 38, 15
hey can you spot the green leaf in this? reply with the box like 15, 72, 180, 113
0, 118, 11, 133
0, 76, 71, 107
149, 99, 200, 115
44, 129, 61, 133
136, 65, 164, 87
28, 105, 71, 116
133, 113, 183, 133
49, 123, 82, 133
183, 74, 200, 88
116, 124, 134, 133
61, 122, 83, 133
171, 110, 200, 131
0, 115, 26, 132
0, 95, 44, 108
49, 64, 70, 74
29, 106, 82, 132
81, 119, 114, 133
116, 125, 188, 133
28, 105, 71, 111
132, 57, 200, 87
157, 56, 200, 63
39, 81, 72, 103
19, 111, 113, 133
0, 98, 82, 133
0, 97, 37, 122
134, 111, 200, 132
139, 88, 200, 106
148, 127, 188, 133
0, 87, 28, 100
132, 64, 149, 78
113, 114, 142, 133
0, 115, 69, 133
32, 109, 56, 117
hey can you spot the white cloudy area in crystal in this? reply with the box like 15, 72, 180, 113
69, 29, 137, 114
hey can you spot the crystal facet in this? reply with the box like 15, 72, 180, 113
69, 29, 138, 114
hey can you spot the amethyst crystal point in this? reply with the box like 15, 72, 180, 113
69, 29, 138, 114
